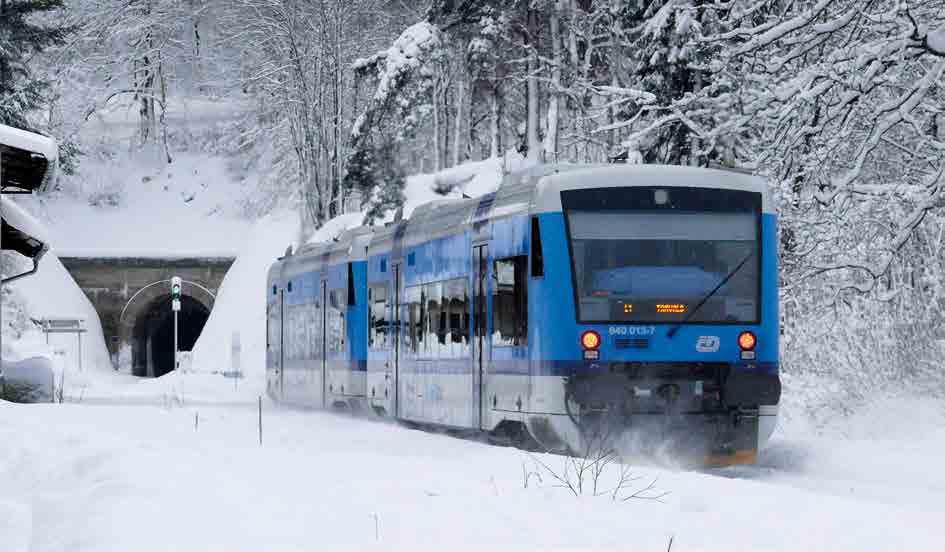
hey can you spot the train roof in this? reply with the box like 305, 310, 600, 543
268, 163, 773, 281
534, 164, 774, 214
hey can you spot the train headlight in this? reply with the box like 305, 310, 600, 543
738, 331, 756, 359
581, 330, 601, 350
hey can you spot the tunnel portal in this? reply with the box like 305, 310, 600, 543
57, 256, 234, 376
132, 294, 211, 377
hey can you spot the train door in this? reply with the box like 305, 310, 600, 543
473, 244, 490, 430
392, 263, 402, 418
279, 289, 285, 398
266, 289, 277, 396
268, 287, 285, 398
321, 279, 328, 408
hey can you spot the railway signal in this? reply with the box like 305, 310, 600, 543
170, 276, 181, 371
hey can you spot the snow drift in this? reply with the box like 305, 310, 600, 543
190, 210, 298, 378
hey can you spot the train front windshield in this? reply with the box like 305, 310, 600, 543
562, 187, 761, 324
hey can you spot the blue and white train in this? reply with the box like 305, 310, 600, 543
266, 164, 781, 464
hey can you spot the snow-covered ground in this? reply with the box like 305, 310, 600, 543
1, 387, 943, 552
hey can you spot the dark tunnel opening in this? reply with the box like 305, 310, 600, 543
132, 294, 210, 377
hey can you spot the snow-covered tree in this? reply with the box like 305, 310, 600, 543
346, 20, 445, 216
0, 0, 72, 128
0, 0, 76, 170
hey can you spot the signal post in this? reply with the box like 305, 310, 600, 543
171, 276, 181, 372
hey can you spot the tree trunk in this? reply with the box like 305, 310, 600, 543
543, 1, 561, 163
433, 75, 442, 172
490, 84, 501, 158
452, 72, 464, 167
526, 6, 542, 163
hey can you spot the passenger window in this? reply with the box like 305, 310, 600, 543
424, 282, 442, 357
313, 288, 323, 360
410, 279, 470, 358
406, 286, 422, 354
443, 278, 469, 358
329, 289, 346, 352
493, 256, 528, 347
369, 284, 388, 349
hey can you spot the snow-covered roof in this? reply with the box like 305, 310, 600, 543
0, 125, 58, 193
0, 124, 58, 162
2, 196, 49, 245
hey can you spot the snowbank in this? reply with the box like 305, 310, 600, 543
6, 250, 111, 371
190, 210, 298, 378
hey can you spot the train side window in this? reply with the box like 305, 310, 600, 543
417, 286, 427, 353
493, 256, 528, 347
424, 282, 443, 357
531, 217, 544, 277
405, 286, 422, 354
369, 284, 388, 349
313, 286, 323, 360
443, 278, 469, 358
329, 289, 346, 352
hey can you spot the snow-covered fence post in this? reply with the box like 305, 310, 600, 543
258, 395, 263, 447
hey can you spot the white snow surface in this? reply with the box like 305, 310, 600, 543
0, 389, 943, 551
928, 26, 945, 53
306, 212, 365, 244
18, 151, 252, 258
190, 210, 298, 378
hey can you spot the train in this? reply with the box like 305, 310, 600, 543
266, 163, 781, 465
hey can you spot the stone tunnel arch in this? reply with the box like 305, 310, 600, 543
58, 256, 234, 373
119, 280, 216, 377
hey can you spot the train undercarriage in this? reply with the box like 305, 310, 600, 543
526, 362, 781, 466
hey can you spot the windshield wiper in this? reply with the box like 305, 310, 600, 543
666, 251, 755, 339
